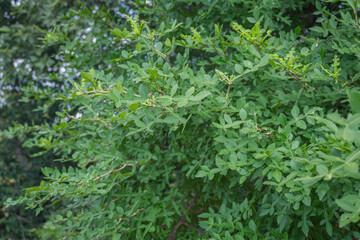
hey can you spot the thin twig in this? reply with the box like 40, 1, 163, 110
68, 115, 110, 126
225, 84, 231, 98
288, 70, 310, 89
116, 208, 144, 225
212, 44, 226, 57
167, 219, 184, 240
140, 34, 173, 71
182, 221, 203, 235
76, 90, 110, 95
77, 164, 134, 185
202, 42, 226, 57
93, 164, 133, 182
354, 0, 359, 28
16, 215, 26, 240
77, 89, 141, 98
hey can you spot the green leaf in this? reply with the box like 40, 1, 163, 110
147, 68, 158, 79
316, 164, 328, 175
161, 97, 172, 106
189, 90, 211, 101
109, 201, 115, 211
41, 167, 50, 177
136, 42, 142, 52
294, 26, 301, 35
339, 213, 356, 227
229, 153, 237, 163
129, 103, 139, 111
345, 149, 360, 164
302, 196, 311, 206
135, 119, 146, 128
296, 120, 306, 129
345, 0, 356, 12
177, 98, 188, 107
273, 170, 282, 182
300, 47, 309, 55
243, 60, 253, 68
110, 28, 123, 38
302, 222, 309, 236
170, 84, 178, 97
185, 87, 195, 97
239, 108, 247, 121
247, 17, 256, 23
258, 54, 270, 67
212, 122, 224, 129
336, 198, 357, 212
344, 162, 358, 173
195, 170, 208, 178
117, 80, 123, 93
291, 105, 300, 118
326, 221, 333, 237
249, 45, 261, 58
89, 69, 95, 78
224, 114, 232, 124
235, 64, 243, 74
253, 7, 259, 19
291, 141, 299, 149
310, 26, 324, 33
311, 116, 338, 132
122, 50, 129, 58
66, 211, 72, 218
349, 91, 360, 113
81, 72, 93, 81
342, 194, 359, 202
139, 84, 148, 98
165, 38, 172, 47
225, 231, 234, 240
0, 26, 11, 32
249, 220, 257, 232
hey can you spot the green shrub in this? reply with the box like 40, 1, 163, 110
4, 0, 360, 239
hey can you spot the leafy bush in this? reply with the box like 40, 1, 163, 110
3, 0, 360, 239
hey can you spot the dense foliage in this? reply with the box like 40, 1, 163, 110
2, 0, 360, 239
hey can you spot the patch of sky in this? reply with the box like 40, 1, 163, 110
11, 0, 21, 6
13, 59, 24, 68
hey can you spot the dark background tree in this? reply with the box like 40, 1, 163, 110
0, 1, 80, 238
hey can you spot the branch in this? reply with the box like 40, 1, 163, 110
76, 90, 110, 95
167, 218, 184, 240
93, 164, 134, 182
167, 193, 202, 240
77, 89, 142, 98
140, 34, 173, 71
288, 70, 310, 89
201, 41, 226, 57
68, 114, 110, 126
77, 164, 134, 185
116, 208, 144, 225
225, 83, 232, 99
182, 221, 203, 235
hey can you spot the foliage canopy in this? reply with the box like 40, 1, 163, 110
2, 0, 360, 239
